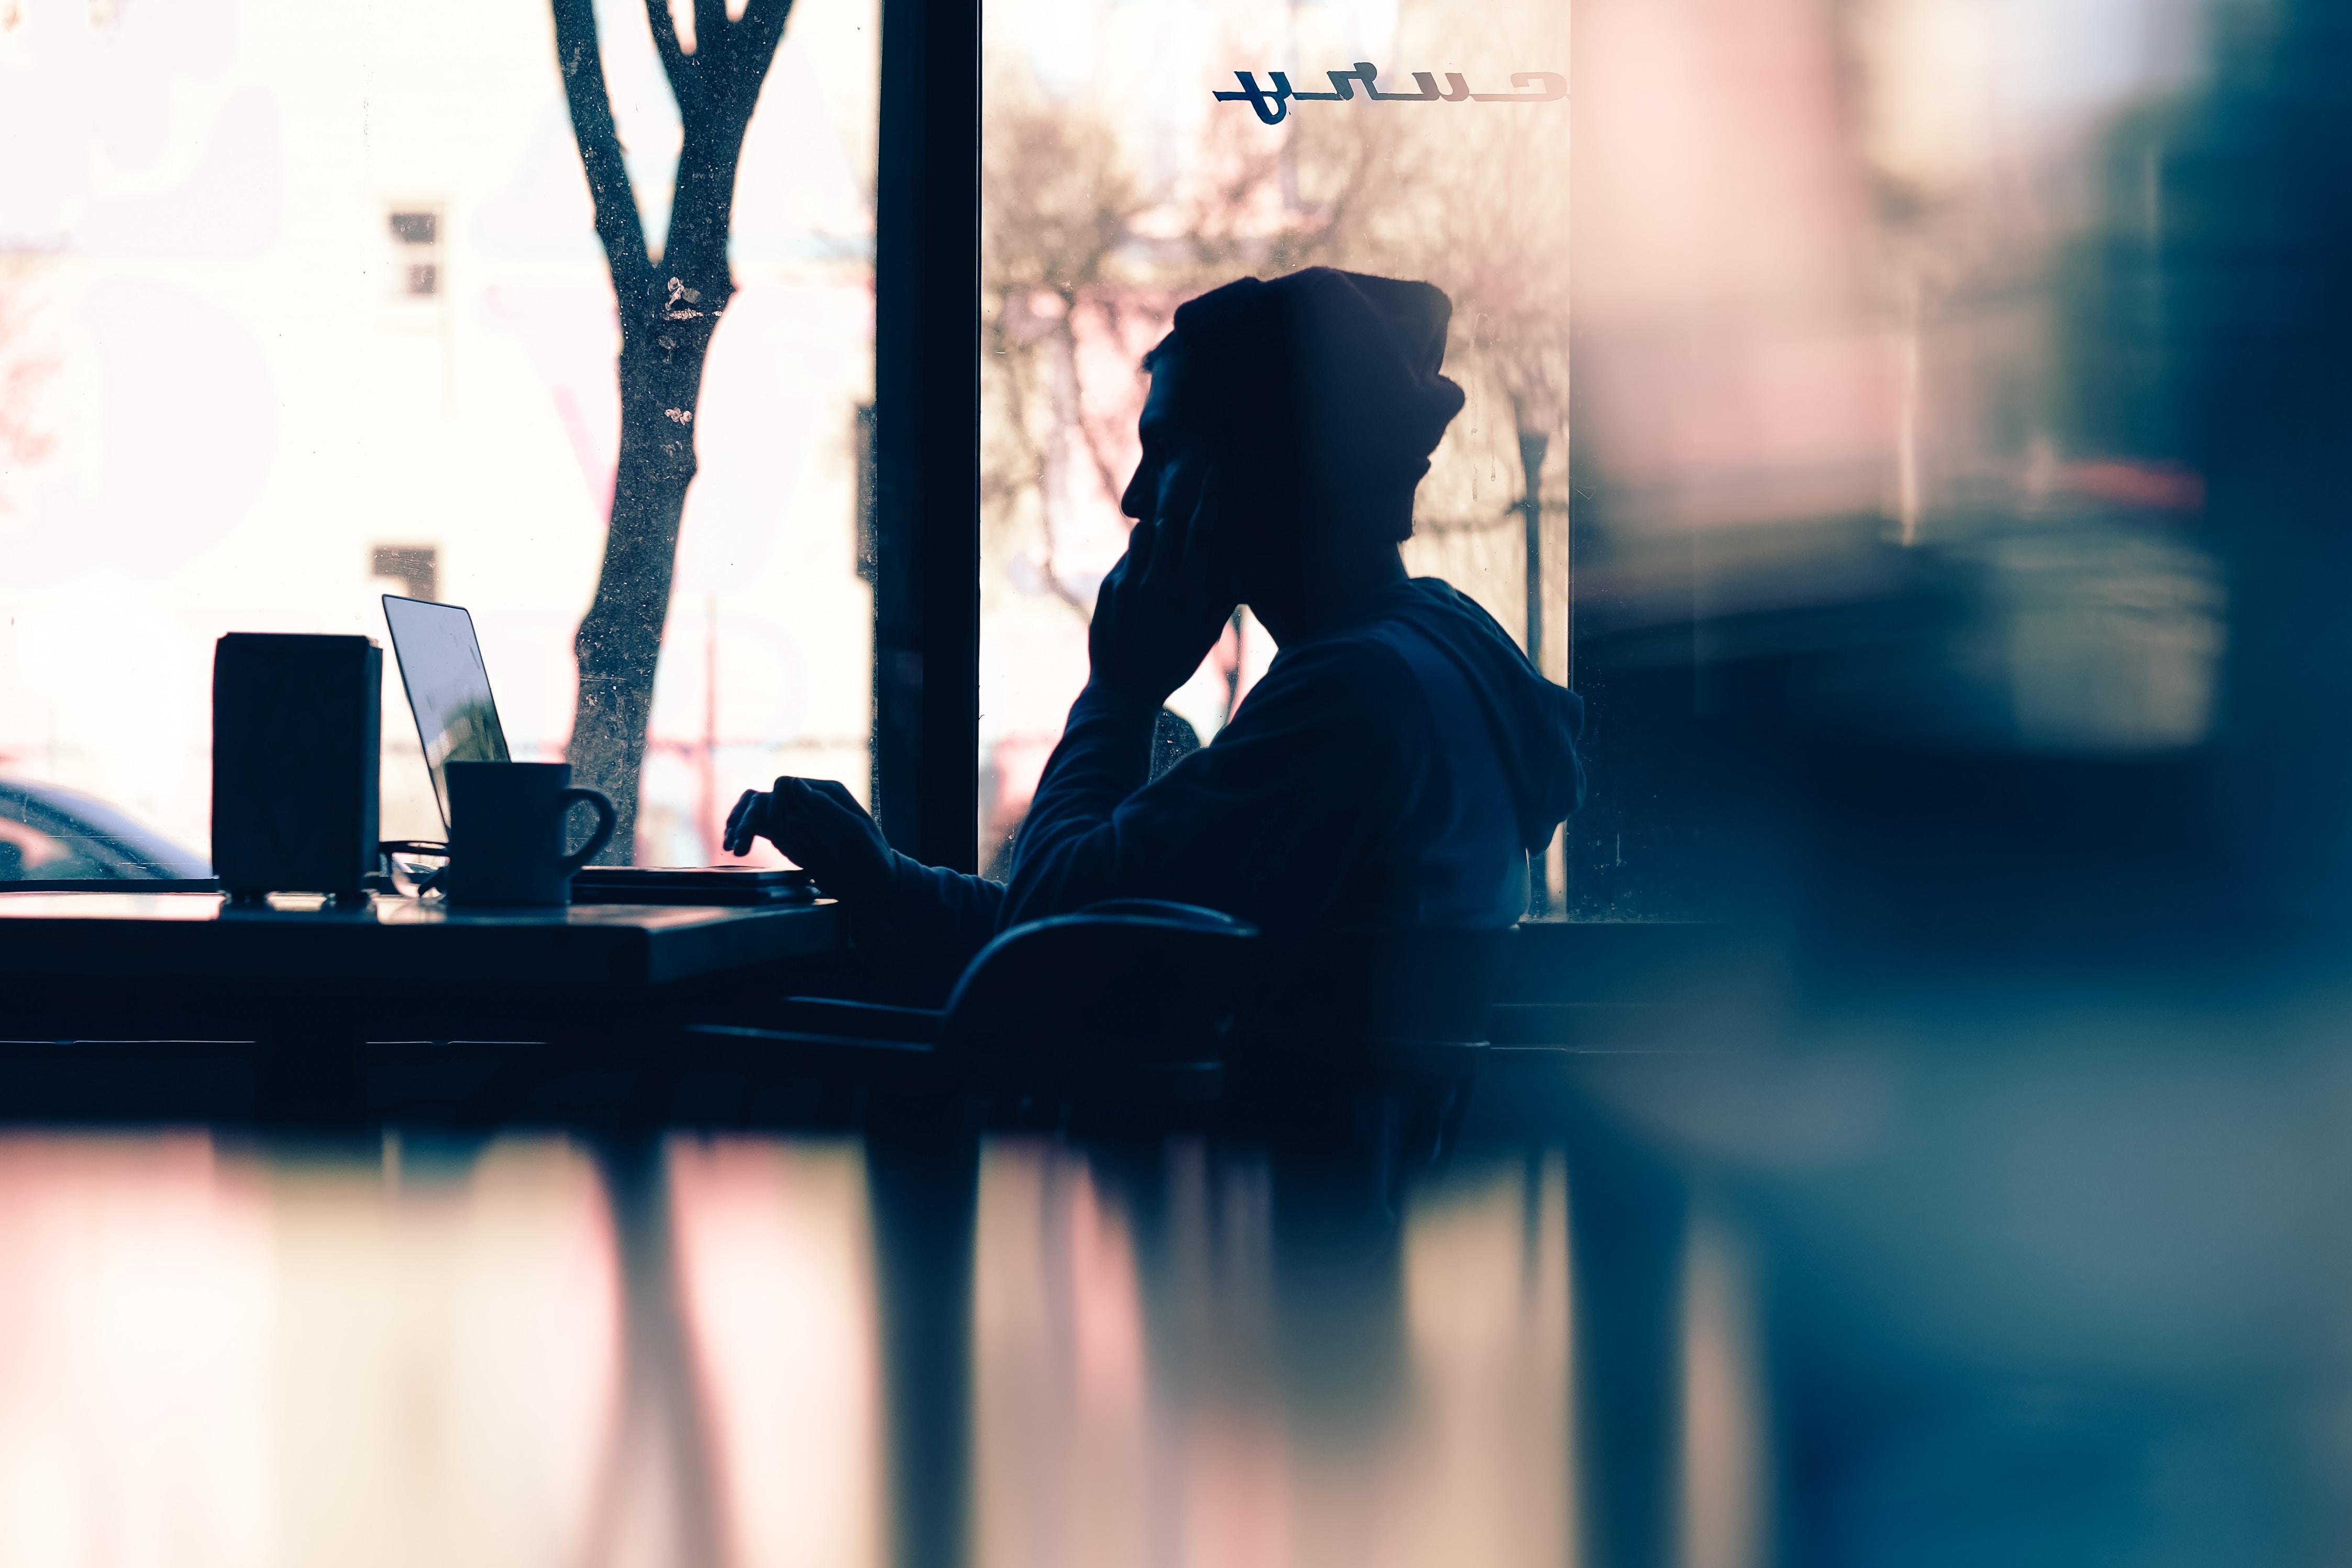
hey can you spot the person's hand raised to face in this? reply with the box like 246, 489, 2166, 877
723, 777, 894, 905
1089, 462, 1239, 704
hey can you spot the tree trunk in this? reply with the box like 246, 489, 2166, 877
570, 287, 721, 859
551, 0, 790, 863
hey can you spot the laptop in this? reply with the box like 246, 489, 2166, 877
380, 595, 812, 904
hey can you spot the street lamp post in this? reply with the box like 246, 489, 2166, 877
1512, 388, 1560, 674
1514, 390, 1561, 915
1519, 424, 1549, 671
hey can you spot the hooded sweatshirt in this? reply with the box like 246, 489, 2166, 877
990, 576, 1586, 944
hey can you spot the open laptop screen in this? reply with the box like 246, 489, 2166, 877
381, 595, 511, 830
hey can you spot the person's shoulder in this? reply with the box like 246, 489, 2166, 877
1234, 633, 1413, 737
1242, 621, 1420, 752
1258, 623, 1416, 695
1282, 580, 1483, 678
1378, 577, 1521, 644
1398, 574, 1505, 621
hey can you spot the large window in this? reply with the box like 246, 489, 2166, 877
1, 0, 2241, 912
0, 0, 877, 871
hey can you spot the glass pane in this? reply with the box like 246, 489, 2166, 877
982, 0, 2232, 921
978, 0, 1572, 888
0, 0, 877, 877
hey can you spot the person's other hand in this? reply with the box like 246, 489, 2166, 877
1088, 464, 1238, 703
724, 777, 894, 905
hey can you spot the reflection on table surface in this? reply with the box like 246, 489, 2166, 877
0, 1133, 1610, 1568
14, 993, 2348, 1568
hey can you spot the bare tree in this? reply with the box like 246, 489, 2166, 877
1336, 105, 1570, 666
980, 92, 1146, 614
978, 72, 1404, 623
552, 0, 792, 859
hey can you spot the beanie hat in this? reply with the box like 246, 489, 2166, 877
1155, 268, 1466, 539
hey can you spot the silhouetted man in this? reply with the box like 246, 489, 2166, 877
726, 268, 1585, 986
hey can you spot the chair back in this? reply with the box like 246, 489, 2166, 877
937, 900, 1258, 1061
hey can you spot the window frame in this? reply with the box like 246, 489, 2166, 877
872, 0, 982, 874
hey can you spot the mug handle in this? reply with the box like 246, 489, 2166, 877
555, 788, 619, 873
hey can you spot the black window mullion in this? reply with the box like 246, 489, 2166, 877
873, 0, 981, 872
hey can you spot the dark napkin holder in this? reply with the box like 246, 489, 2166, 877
212, 633, 381, 902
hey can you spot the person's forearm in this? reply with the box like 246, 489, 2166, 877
871, 851, 1007, 959
833, 851, 1006, 977
1000, 680, 1160, 922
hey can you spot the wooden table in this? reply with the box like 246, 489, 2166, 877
0, 890, 843, 1121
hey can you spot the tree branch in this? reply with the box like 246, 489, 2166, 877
1057, 311, 1129, 514
693, 0, 728, 74
725, 0, 793, 120
644, 0, 703, 118
649, 0, 792, 288
552, 0, 653, 291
